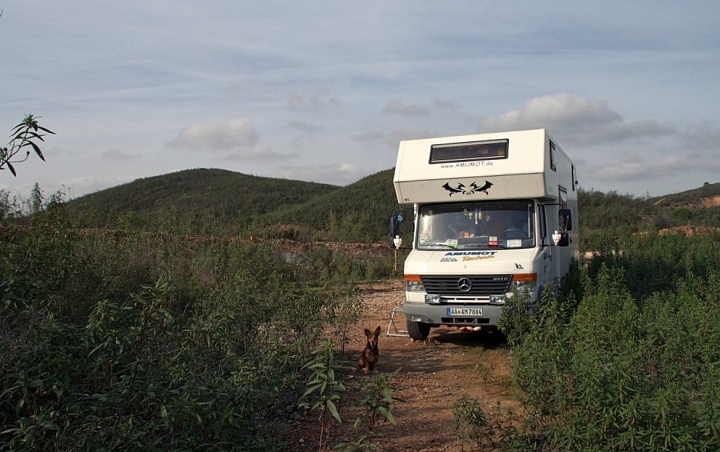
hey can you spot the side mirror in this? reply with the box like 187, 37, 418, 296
552, 230, 570, 247
559, 209, 572, 232
389, 214, 401, 237
389, 213, 403, 248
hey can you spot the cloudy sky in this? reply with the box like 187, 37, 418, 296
1, 1, 718, 200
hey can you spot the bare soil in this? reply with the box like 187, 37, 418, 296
284, 280, 521, 451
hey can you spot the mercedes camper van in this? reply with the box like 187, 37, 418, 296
390, 129, 579, 340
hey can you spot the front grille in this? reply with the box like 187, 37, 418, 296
441, 317, 491, 324
421, 275, 512, 296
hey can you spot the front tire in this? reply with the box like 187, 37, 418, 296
407, 319, 431, 341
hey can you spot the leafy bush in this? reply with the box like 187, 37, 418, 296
0, 202, 381, 450
511, 233, 720, 451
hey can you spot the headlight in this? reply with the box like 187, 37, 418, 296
511, 273, 537, 295
425, 294, 441, 304
404, 275, 425, 292
405, 280, 424, 292
511, 279, 536, 292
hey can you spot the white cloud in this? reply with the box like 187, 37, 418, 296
474, 94, 720, 195
164, 118, 295, 162
2, 2, 719, 199
223, 145, 298, 162
277, 163, 365, 186
387, 128, 436, 143
432, 99, 464, 113
382, 99, 430, 116
592, 153, 716, 182
166, 119, 259, 150
681, 120, 720, 151
573, 117, 720, 187
478, 93, 676, 146
101, 149, 140, 161
593, 144, 720, 183
351, 131, 387, 145
286, 88, 341, 113
285, 120, 322, 132
352, 128, 435, 150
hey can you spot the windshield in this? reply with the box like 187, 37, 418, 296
416, 200, 535, 250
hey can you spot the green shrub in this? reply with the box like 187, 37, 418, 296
513, 237, 720, 451
0, 203, 376, 450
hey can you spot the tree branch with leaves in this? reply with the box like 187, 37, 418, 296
1, 114, 55, 176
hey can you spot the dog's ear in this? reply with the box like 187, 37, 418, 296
374, 326, 381, 337
364, 328, 372, 338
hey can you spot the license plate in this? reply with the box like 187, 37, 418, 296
447, 307, 483, 316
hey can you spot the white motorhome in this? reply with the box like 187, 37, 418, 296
391, 129, 579, 340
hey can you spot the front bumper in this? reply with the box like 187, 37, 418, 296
402, 302, 504, 327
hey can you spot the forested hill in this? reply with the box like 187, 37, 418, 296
66, 168, 338, 230
65, 168, 401, 241
63, 168, 720, 245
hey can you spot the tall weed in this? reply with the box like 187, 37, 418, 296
1, 203, 374, 450
513, 234, 720, 451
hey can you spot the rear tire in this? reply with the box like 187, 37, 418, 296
407, 319, 431, 341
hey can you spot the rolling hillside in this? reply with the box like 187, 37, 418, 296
66, 168, 339, 232
649, 181, 720, 208
64, 167, 720, 244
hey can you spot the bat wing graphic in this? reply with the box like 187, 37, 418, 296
443, 181, 492, 196
442, 182, 465, 196
476, 180, 493, 194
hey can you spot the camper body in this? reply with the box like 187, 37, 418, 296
392, 129, 579, 340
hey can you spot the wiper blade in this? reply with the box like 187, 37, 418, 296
461, 244, 492, 249
423, 242, 458, 249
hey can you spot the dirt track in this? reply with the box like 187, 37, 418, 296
286, 280, 520, 451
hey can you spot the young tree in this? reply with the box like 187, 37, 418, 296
30, 182, 43, 214
1, 114, 55, 176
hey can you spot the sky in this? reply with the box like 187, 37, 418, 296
1, 1, 719, 201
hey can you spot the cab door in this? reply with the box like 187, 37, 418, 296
552, 187, 569, 280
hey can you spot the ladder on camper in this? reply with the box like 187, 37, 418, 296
386, 306, 409, 337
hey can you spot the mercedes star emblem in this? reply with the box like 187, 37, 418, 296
457, 277, 472, 292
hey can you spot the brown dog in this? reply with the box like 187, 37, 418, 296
358, 326, 381, 373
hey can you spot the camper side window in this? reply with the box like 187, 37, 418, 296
572, 164, 577, 191
559, 187, 567, 210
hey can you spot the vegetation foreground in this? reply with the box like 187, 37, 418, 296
1, 200, 720, 450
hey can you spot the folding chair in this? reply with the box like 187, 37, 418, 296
386, 305, 409, 337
